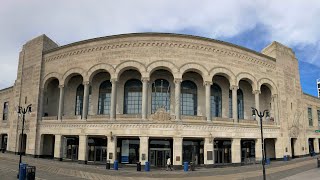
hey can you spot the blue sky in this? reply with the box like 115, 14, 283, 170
1, 0, 320, 96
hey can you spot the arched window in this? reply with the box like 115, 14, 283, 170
237, 89, 244, 119
75, 84, 84, 115
181, 80, 197, 116
98, 81, 112, 114
229, 90, 232, 118
152, 79, 170, 113
229, 89, 244, 119
124, 79, 142, 114
211, 83, 222, 117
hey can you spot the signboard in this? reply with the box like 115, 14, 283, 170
121, 140, 129, 163
315, 130, 320, 133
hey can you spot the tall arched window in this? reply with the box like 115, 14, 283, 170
152, 79, 170, 113
229, 90, 232, 118
211, 83, 222, 117
181, 80, 197, 116
237, 89, 244, 119
124, 79, 142, 114
98, 81, 112, 114
75, 84, 84, 115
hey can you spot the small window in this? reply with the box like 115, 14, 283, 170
3, 102, 9, 120
308, 107, 313, 126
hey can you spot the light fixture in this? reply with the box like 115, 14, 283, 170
110, 131, 114, 142
209, 133, 213, 143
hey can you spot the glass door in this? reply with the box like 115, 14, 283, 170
149, 148, 171, 167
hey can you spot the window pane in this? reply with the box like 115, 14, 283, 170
151, 79, 170, 113
75, 85, 84, 115
211, 83, 222, 117
98, 81, 112, 115
181, 80, 197, 116
124, 79, 142, 114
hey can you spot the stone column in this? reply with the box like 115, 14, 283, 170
205, 81, 212, 121
231, 85, 238, 122
272, 94, 278, 124
231, 138, 241, 164
58, 85, 64, 121
141, 78, 149, 120
139, 136, 149, 165
204, 137, 214, 165
173, 137, 183, 165
78, 135, 88, 164
107, 135, 117, 163
54, 135, 63, 161
253, 90, 260, 113
110, 79, 117, 120
174, 79, 182, 120
255, 138, 263, 162
82, 81, 90, 120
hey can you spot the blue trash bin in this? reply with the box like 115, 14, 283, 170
19, 163, 28, 180
183, 162, 189, 172
283, 155, 288, 161
114, 160, 118, 170
265, 158, 270, 165
144, 161, 150, 172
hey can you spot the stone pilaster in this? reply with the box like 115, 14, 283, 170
78, 135, 88, 164
173, 137, 183, 165
231, 138, 241, 164
54, 135, 63, 161
58, 85, 64, 121
174, 79, 182, 120
205, 81, 212, 121
110, 79, 117, 120
107, 135, 117, 163
255, 138, 263, 162
204, 137, 214, 165
272, 94, 278, 124
275, 138, 284, 159
82, 82, 90, 120
139, 136, 149, 165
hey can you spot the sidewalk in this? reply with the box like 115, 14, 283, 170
0, 153, 318, 180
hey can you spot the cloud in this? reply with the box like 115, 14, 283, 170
1, 0, 320, 89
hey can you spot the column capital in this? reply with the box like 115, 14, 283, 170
110, 78, 118, 84
141, 77, 150, 82
230, 85, 239, 90
252, 90, 261, 94
174, 78, 182, 84
204, 81, 213, 86
59, 84, 64, 88
271, 94, 278, 98
82, 81, 90, 86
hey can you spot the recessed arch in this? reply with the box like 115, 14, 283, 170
115, 60, 146, 79
236, 72, 258, 90
210, 67, 236, 86
42, 72, 62, 89
61, 67, 85, 85
180, 63, 209, 81
258, 78, 277, 95
147, 60, 179, 78
86, 63, 115, 82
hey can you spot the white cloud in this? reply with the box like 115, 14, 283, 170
1, 0, 320, 89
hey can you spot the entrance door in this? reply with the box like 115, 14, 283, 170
95, 147, 107, 162
291, 138, 296, 158
149, 148, 171, 167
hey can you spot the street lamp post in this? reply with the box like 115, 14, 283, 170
16, 104, 32, 179
251, 107, 269, 180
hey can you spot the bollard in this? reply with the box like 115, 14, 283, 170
265, 158, 270, 165
137, 162, 141, 171
113, 160, 118, 170
106, 160, 110, 170
183, 162, 189, 172
19, 163, 28, 180
144, 161, 150, 172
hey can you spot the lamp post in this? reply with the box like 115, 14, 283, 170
16, 104, 32, 178
251, 107, 269, 180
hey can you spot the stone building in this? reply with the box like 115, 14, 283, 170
0, 33, 319, 167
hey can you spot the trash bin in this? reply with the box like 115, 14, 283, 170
265, 158, 270, 165
190, 162, 195, 171
137, 162, 141, 171
183, 162, 188, 172
26, 166, 36, 180
283, 155, 288, 161
19, 163, 27, 180
144, 161, 150, 172
106, 160, 110, 169
114, 160, 118, 170
317, 158, 320, 168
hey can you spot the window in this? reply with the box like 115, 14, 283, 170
308, 107, 313, 126
317, 110, 320, 127
181, 80, 197, 116
124, 79, 142, 114
211, 83, 222, 117
151, 79, 170, 113
229, 90, 232, 118
2, 102, 9, 120
98, 81, 112, 114
88, 86, 92, 114
237, 89, 244, 119
75, 85, 84, 116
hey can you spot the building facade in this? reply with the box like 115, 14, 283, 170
0, 33, 319, 167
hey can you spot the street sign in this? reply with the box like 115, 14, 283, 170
315, 130, 320, 133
